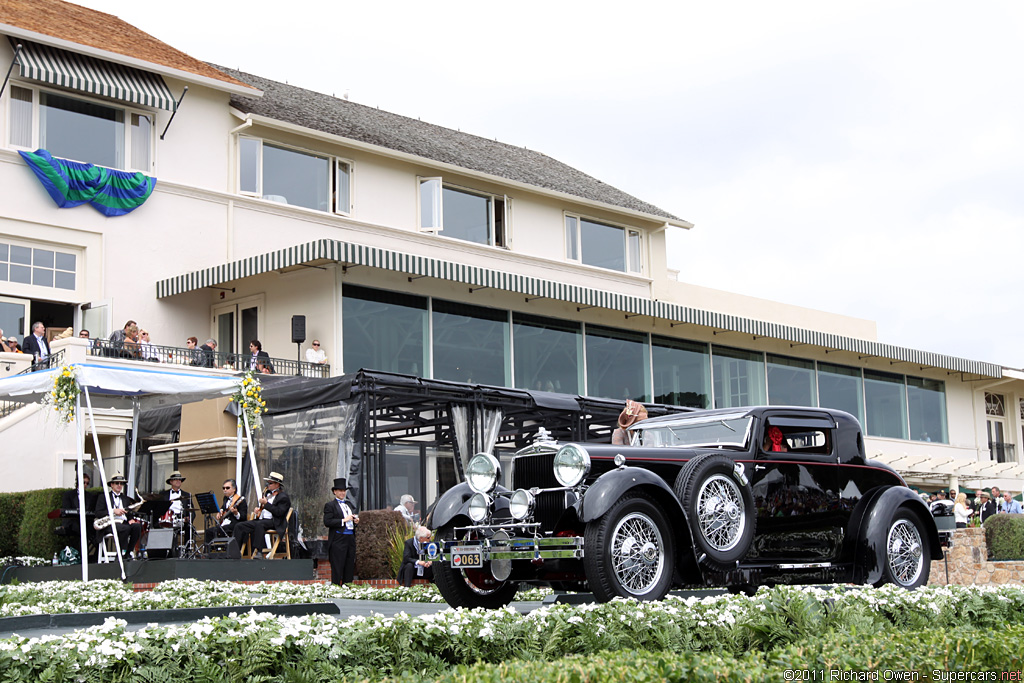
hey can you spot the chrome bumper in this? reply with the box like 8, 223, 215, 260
424, 531, 585, 564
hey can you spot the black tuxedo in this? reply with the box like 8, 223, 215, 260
213, 494, 249, 537
22, 333, 50, 363
94, 489, 141, 556
160, 488, 194, 521
233, 488, 291, 553
399, 536, 434, 586
323, 496, 358, 584
979, 500, 997, 523
58, 487, 98, 553
248, 350, 274, 373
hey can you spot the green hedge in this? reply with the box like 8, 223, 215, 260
0, 491, 30, 557
355, 509, 407, 579
17, 489, 64, 559
985, 513, 1024, 559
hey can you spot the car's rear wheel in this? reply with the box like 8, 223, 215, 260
875, 509, 930, 589
433, 523, 520, 609
583, 492, 675, 602
674, 453, 755, 570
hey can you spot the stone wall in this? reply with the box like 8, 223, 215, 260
928, 527, 1024, 586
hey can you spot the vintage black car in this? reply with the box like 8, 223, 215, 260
425, 406, 943, 608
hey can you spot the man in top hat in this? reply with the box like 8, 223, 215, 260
611, 399, 648, 445
977, 490, 997, 524
94, 473, 142, 558
233, 472, 291, 558
323, 478, 359, 585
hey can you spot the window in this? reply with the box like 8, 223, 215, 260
767, 354, 817, 407
513, 313, 582, 395
818, 362, 864, 425
343, 285, 428, 376
652, 336, 710, 408
239, 137, 350, 213
864, 369, 908, 440
711, 346, 766, 409
906, 377, 947, 443
585, 325, 649, 402
8, 85, 153, 172
418, 178, 510, 248
564, 214, 642, 273
432, 300, 509, 386
0, 242, 76, 291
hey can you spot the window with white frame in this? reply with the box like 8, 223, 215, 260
7, 85, 153, 172
564, 213, 642, 273
0, 240, 77, 291
239, 136, 352, 214
418, 178, 510, 248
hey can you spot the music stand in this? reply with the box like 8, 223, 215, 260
196, 491, 220, 514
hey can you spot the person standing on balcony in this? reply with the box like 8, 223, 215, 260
22, 322, 50, 368
199, 339, 218, 368
0, 329, 12, 353
138, 329, 159, 361
305, 340, 327, 365
247, 339, 273, 374
107, 320, 137, 358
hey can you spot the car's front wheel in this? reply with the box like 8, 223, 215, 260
433, 523, 520, 609
583, 492, 675, 602
876, 509, 931, 589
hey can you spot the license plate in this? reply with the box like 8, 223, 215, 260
449, 545, 483, 569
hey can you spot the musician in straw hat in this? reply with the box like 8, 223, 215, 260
233, 471, 291, 559
93, 473, 142, 558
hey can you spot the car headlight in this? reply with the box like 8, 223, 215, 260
553, 443, 590, 487
466, 453, 501, 494
509, 489, 535, 520
467, 492, 491, 523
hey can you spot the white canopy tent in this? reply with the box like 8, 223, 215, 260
0, 362, 258, 580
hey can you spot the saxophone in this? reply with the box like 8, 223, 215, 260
94, 491, 145, 530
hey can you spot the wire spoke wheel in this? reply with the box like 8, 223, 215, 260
696, 473, 745, 552
609, 511, 666, 595
886, 517, 924, 586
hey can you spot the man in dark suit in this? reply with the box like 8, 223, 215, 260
94, 473, 142, 558
323, 478, 359, 585
247, 339, 274, 374
399, 526, 434, 587
212, 478, 248, 538
977, 491, 997, 524
22, 321, 50, 368
233, 471, 290, 558
57, 471, 97, 557
159, 471, 194, 523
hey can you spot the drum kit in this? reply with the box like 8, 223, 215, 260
140, 498, 200, 559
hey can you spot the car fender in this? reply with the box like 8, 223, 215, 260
857, 486, 943, 585
429, 482, 511, 530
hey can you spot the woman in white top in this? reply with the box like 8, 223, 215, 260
304, 339, 327, 376
953, 492, 973, 529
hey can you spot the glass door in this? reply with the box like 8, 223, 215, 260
213, 296, 262, 366
0, 295, 29, 343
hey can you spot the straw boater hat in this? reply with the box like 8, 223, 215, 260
108, 473, 127, 485
332, 478, 347, 491
979, 491, 990, 499
265, 471, 285, 485
400, 494, 416, 504
166, 471, 186, 484
617, 400, 648, 430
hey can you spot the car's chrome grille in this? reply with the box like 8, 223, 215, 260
512, 453, 559, 489
534, 490, 565, 529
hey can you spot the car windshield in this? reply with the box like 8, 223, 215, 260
633, 413, 752, 449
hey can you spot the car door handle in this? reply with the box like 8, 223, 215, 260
754, 465, 766, 471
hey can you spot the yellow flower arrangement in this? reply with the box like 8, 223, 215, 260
231, 371, 267, 432
43, 364, 81, 424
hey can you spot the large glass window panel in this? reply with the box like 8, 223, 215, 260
262, 144, 330, 211
10, 86, 32, 147
432, 300, 509, 386
442, 187, 490, 245
907, 376, 947, 443
864, 369, 908, 439
513, 313, 582, 394
585, 325, 649, 401
628, 230, 642, 273
711, 346, 766, 408
40, 92, 124, 168
131, 114, 151, 171
565, 215, 579, 261
580, 219, 625, 272
767, 354, 817, 407
343, 285, 427, 376
239, 137, 260, 194
652, 336, 710, 408
419, 178, 442, 229
384, 444, 423, 523
818, 362, 864, 425
337, 161, 352, 214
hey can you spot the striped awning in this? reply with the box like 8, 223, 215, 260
155, 238, 1003, 379
11, 39, 175, 111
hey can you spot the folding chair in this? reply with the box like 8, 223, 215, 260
97, 534, 118, 564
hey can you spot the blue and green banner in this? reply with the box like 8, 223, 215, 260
19, 149, 156, 217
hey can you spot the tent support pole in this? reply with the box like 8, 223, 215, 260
235, 422, 243, 488
84, 386, 126, 580
75, 392, 88, 582
127, 398, 140, 493
243, 410, 261, 497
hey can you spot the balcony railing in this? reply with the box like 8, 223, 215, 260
86, 339, 330, 378
989, 441, 1017, 464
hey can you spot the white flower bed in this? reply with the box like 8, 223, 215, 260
0, 556, 48, 568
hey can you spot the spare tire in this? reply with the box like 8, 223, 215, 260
673, 453, 755, 570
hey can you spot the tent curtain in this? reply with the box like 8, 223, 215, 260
19, 149, 156, 216
450, 404, 504, 479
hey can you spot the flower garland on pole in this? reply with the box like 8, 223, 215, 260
42, 364, 81, 424
231, 371, 267, 432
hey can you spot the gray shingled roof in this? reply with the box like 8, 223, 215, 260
214, 66, 680, 222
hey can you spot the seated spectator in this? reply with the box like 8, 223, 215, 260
186, 337, 201, 365
107, 320, 137, 357
6, 337, 22, 353
199, 339, 218, 368
399, 526, 434, 587
138, 329, 159, 362
247, 340, 273, 373
0, 329, 11, 353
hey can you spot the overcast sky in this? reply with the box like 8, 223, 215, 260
82, 0, 1024, 369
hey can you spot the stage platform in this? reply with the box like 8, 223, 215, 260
4, 558, 316, 585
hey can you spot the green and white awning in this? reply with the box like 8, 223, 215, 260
11, 39, 175, 110
155, 238, 1002, 378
